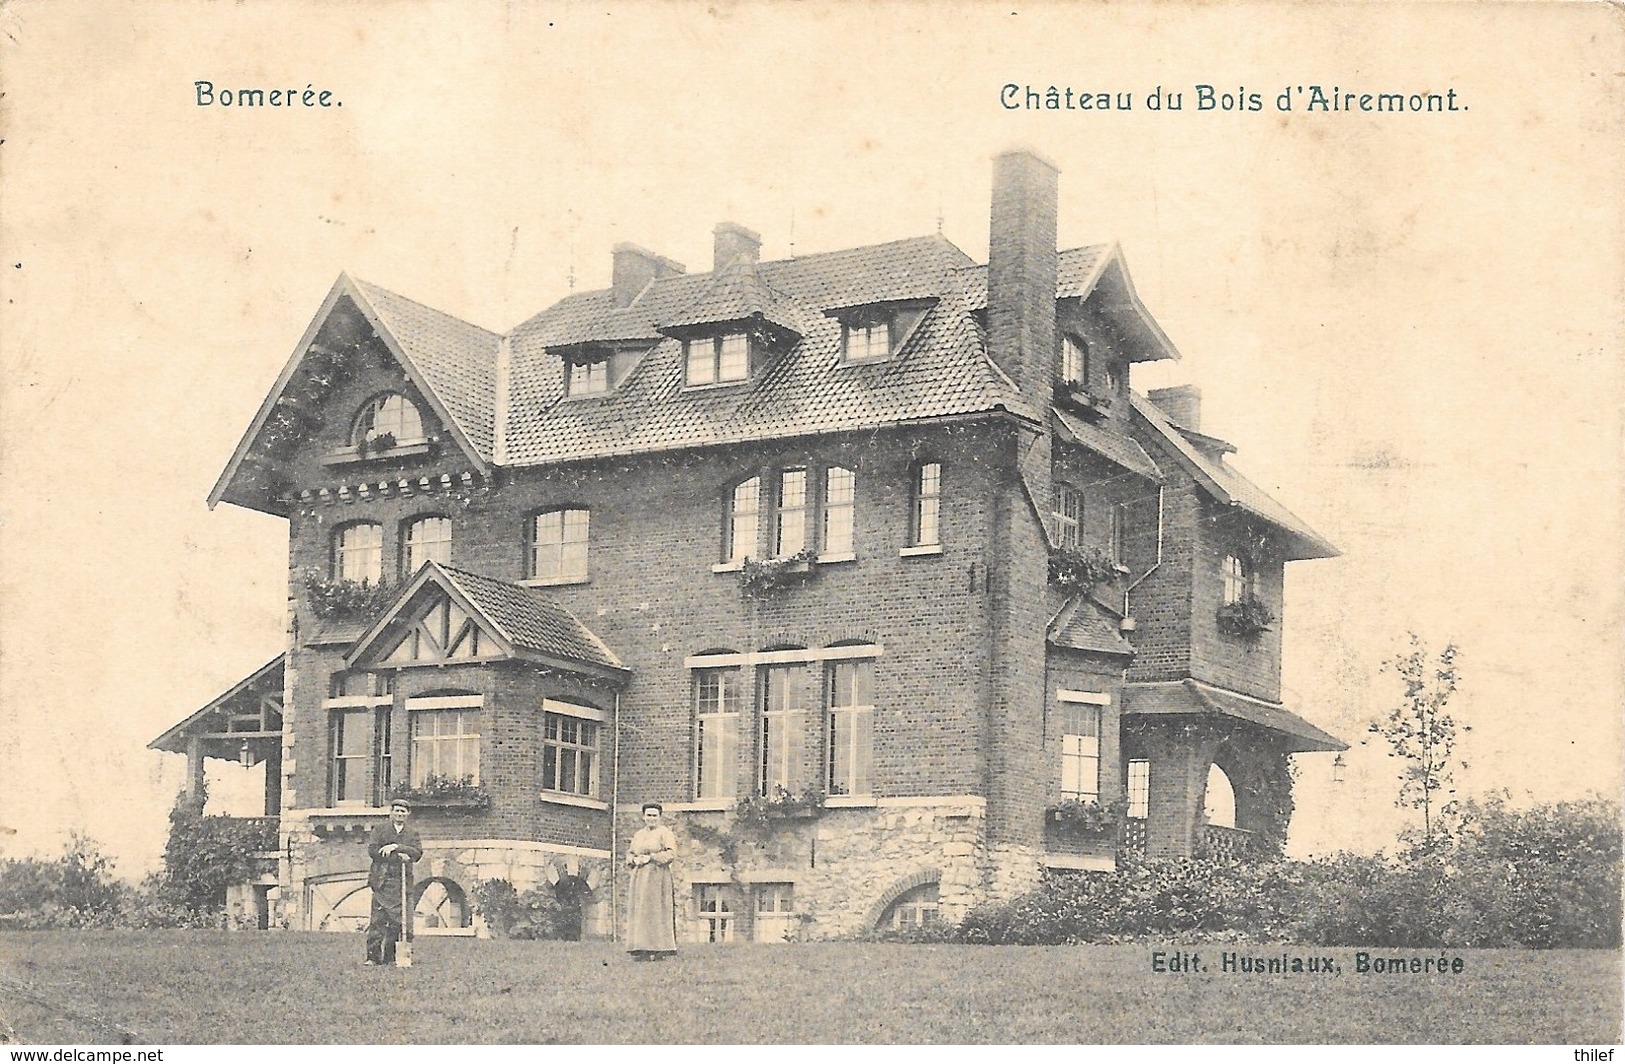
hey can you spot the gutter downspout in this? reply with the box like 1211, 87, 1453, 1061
609, 688, 621, 943
1124, 486, 1165, 618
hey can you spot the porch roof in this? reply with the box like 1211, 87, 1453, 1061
1122, 678, 1346, 753
149, 654, 285, 754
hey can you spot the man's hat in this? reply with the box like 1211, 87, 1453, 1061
390, 798, 412, 812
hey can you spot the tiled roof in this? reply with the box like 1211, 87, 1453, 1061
1053, 409, 1162, 481
1131, 394, 1339, 561
438, 565, 625, 672
955, 246, 1108, 310
1048, 598, 1136, 656
503, 235, 1042, 466
659, 262, 810, 337
1123, 679, 1346, 753
354, 279, 501, 461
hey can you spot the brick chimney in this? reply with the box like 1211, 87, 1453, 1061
1148, 385, 1202, 431
611, 243, 682, 308
987, 149, 1059, 401
713, 222, 762, 271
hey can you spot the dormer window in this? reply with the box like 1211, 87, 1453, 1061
1061, 335, 1088, 388
354, 392, 423, 448
686, 333, 750, 387
566, 356, 610, 397
843, 316, 892, 363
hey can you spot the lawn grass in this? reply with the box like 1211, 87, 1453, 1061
0, 931, 1618, 1044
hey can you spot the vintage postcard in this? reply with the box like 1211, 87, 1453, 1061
0, 0, 1620, 1050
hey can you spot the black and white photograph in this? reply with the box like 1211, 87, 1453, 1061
0, 0, 1620, 1049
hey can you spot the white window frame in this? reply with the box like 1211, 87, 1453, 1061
334, 522, 384, 584
694, 667, 742, 801
821, 466, 855, 559
826, 658, 874, 798
695, 884, 736, 943
1061, 334, 1088, 387
910, 462, 941, 548
529, 508, 590, 584
541, 699, 601, 799
1056, 691, 1106, 803
725, 477, 760, 565
407, 694, 482, 787
759, 663, 809, 798
1127, 758, 1150, 819
843, 318, 891, 363
685, 333, 750, 387
402, 515, 452, 577
774, 469, 808, 558
354, 392, 425, 446
1053, 485, 1083, 549
566, 357, 610, 397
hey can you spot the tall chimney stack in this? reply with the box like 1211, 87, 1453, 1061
1148, 385, 1203, 432
713, 222, 762, 272
987, 149, 1059, 401
611, 243, 682, 308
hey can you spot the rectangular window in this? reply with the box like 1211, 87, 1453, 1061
1127, 759, 1150, 819
827, 659, 874, 797
1109, 503, 1125, 565
335, 523, 383, 584
694, 668, 742, 800
1062, 334, 1088, 386
531, 509, 590, 582
325, 673, 392, 807
686, 334, 749, 386
1222, 554, 1247, 605
775, 469, 807, 557
753, 883, 797, 943
685, 339, 715, 387
844, 319, 890, 362
1053, 485, 1082, 549
912, 463, 941, 547
726, 478, 760, 564
822, 467, 855, 556
760, 664, 809, 797
695, 884, 735, 943
403, 516, 452, 576
717, 333, 749, 382
542, 704, 600, 798
567, 358, 609, 396
328, 709, 370, 805
1058, 702, 1101, 802
410, 706, 480, 786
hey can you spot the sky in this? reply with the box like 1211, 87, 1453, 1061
1, 0, 1621, 876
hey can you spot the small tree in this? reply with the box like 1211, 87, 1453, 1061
1372, 633, 1467, 844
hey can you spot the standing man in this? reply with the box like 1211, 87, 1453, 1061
365, 798, 423, 966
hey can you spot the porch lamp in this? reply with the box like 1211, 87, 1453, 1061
1331, 754, 1346, 784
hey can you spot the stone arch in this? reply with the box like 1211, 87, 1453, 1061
305, 872, 370, 933
1202, 763, 1237, 829
412, 876, 471, 932
863, 868, 941, 930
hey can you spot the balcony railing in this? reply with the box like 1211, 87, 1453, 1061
1199, 824, 1254, 861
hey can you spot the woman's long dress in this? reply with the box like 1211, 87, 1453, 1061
625, 825, 679, 954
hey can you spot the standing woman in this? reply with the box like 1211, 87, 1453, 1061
625, 801, 679, 960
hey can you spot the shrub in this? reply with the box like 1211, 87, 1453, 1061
161, 789, 278, 913
472, 878, 581, 941
0, 833, 128, 928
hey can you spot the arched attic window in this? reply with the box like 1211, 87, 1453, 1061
353, 392, 425, 449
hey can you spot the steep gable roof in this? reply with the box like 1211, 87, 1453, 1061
209, 274, 499, 514
1131, 393, 1339, 561
345, 562, 626, 682
149, 655, 285, 753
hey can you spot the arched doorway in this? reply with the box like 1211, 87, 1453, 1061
1202, 763, 1237, 829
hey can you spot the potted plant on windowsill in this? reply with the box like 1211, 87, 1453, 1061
390, 774, 492, 813
357, 431, 396, 458
1047, 544, 1119, 597
739, 548, 819, 598
733, 786, 827, 833
1216, 598, 1275, 641
302, 570, 396, 624
1045, 796, 1128, 837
